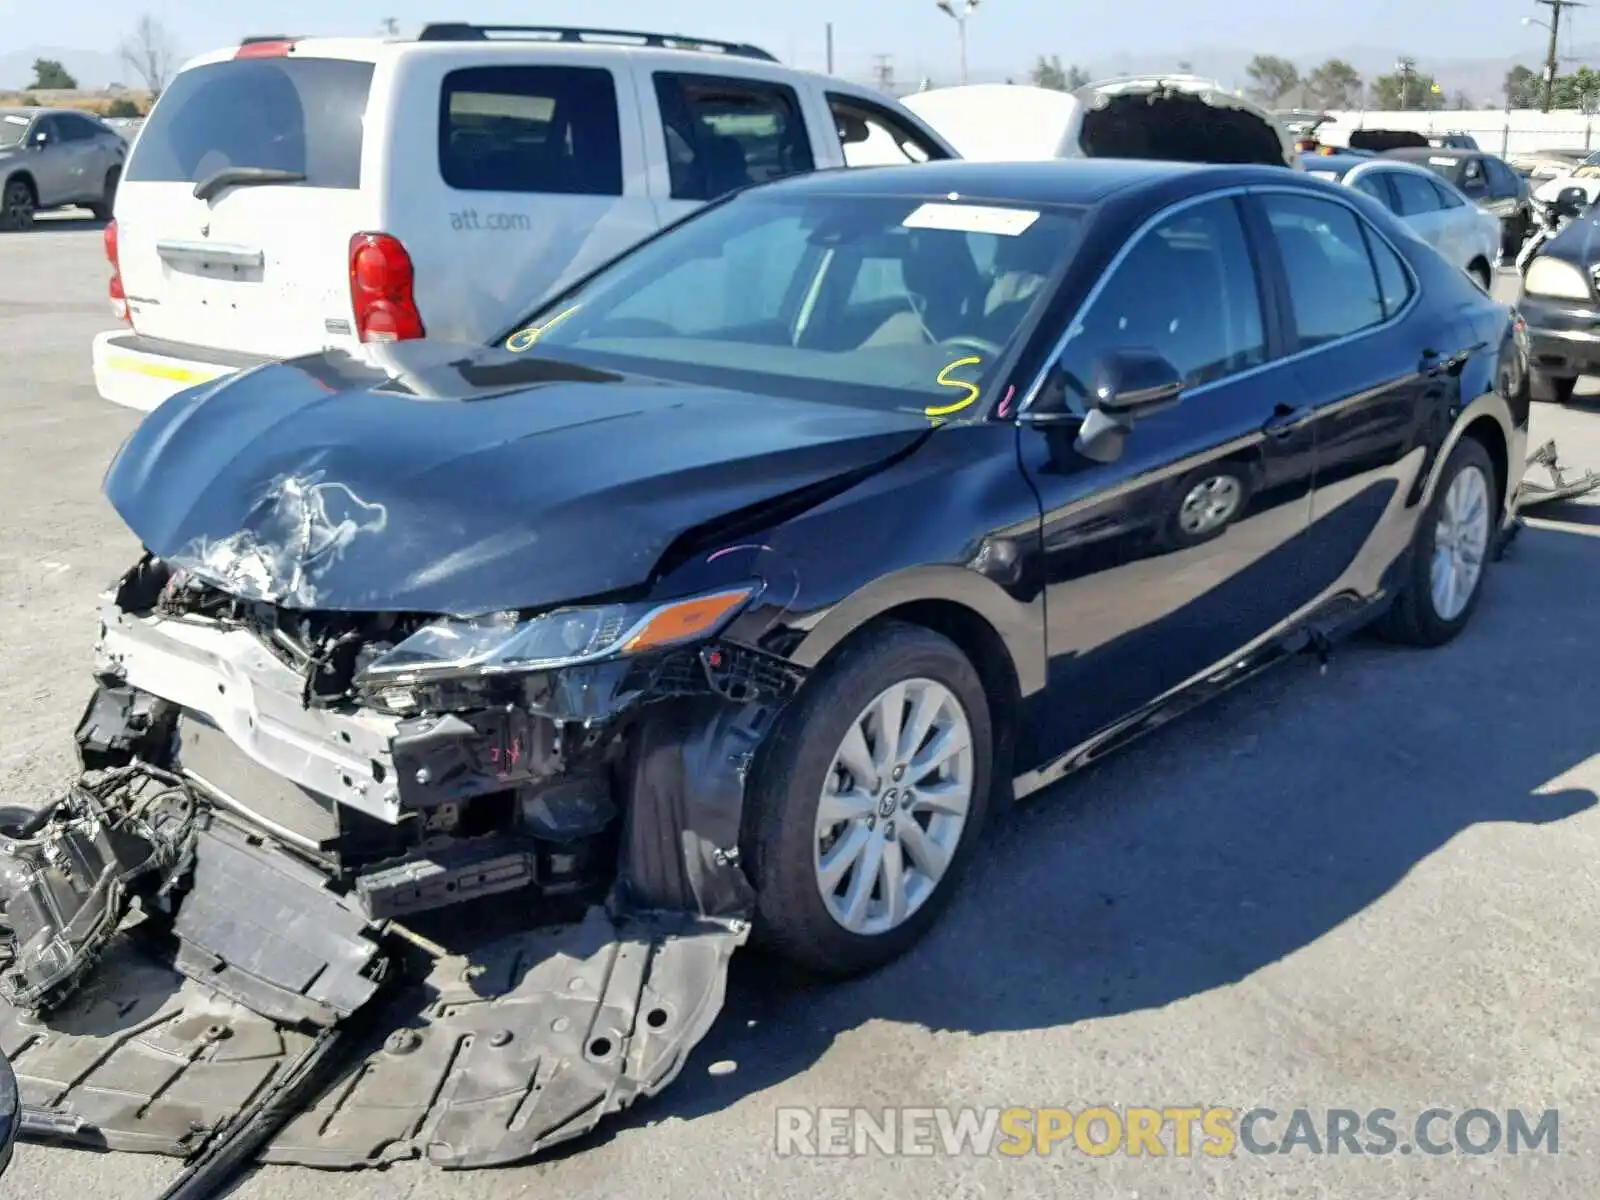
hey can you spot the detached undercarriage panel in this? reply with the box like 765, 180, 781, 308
3, 904, 744, 1168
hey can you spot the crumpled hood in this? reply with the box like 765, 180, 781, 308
104, 340, 930, 614
1537, 211, 1600, 264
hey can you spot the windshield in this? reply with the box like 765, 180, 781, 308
0, 113, 31, 149
499, 191, 1087, 414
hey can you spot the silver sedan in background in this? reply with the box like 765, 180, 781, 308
0, 107, 127, 230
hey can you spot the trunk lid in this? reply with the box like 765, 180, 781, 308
115, 53, 377, 357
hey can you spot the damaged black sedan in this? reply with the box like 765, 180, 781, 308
0, 160, 1528, 1190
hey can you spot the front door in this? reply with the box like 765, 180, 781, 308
1017, 192, 1318, 759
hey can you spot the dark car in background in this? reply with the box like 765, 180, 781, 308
1383, 145, 1531, 258
1515, 199, 1600, 402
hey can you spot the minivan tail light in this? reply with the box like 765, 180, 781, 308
104, 219, 129, 324
349, 232, 425, 342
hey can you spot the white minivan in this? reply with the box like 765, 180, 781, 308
92, 25, 961, 411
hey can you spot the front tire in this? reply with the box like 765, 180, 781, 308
745, 622, 994, 978
1378, 437, 1497, 647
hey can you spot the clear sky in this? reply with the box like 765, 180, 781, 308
18, 0, 1560, 77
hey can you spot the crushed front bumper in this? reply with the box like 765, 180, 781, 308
0, 582, 795, 1188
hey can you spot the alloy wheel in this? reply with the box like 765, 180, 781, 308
1429, 463, 1491, 621
813, 677, 974, 937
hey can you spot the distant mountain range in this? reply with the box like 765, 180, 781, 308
4, 40, 1589, 109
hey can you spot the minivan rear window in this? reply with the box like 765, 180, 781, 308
125, 57, 373, 189
439, 66, 624, 196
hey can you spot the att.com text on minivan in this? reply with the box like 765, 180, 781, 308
449, 209, 533, 232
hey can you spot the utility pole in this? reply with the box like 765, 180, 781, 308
871, 54, 895, 94
1395, 56, 1416, 110
825, 23, 834, 74
1534, 0, 1586, 112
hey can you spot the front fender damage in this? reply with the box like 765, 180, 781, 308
0, 572, 800, 1183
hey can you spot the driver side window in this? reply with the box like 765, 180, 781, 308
1055, 195, 1267, 409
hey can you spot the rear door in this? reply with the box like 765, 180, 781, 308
48, 113, 108, 203
113, 50, 377, 357
1252, 188, 1458, 598
1384, 168, 1451, 253
821, 89, 957, 168
637, 67, 820, 228
389, 54, 652, 341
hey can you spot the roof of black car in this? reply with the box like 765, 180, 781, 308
759, 159, 1291, 206
1384, 147, 1471, 161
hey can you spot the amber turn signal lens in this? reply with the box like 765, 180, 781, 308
622, 588, 753, 653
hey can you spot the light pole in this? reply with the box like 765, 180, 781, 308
936, 0, 980, 86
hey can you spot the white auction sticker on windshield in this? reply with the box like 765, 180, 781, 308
1429, 156, 1458, 166
904, 202, 1041, 236
2, 115, 28, 125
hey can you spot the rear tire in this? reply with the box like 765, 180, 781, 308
0, 178, 34, 232
745, 622, 994, 978
1377, 437, 1497, 647
89, 167, 120, 221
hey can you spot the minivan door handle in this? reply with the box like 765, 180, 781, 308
1261, 402, 1311, 438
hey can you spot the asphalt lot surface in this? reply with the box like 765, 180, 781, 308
1, 214, 1598, 1200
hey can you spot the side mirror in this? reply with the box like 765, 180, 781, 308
1020, 349, 1185, 464
0, 1050, 17, 1176
27, 131, 46, 150
1088, 348, 1186, 417
1554, 185, 1589, 219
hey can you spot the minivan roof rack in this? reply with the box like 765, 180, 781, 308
415, 23, 779, 62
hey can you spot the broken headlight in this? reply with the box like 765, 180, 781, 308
356, 585, 757, 689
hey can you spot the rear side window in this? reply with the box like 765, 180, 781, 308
1388, 171, 1441, 216
1429, 179, 1465, 208
1261, 193, 1403, 349
439, 66, 623, 196
827, 94, 946, 167
126, 57, 373, 189
1349, 172, 1396, 210
653, 72, 815, 202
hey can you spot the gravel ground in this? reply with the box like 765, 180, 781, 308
0, 215, 1597, 1200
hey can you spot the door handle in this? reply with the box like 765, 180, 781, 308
1261, 402, 1311, 438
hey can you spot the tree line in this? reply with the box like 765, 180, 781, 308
1026, 52, 1600, 113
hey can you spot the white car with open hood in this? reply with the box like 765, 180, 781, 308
90, 23, 958, 412
900, 76, 1298, 168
